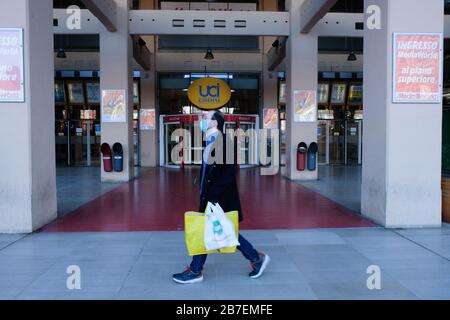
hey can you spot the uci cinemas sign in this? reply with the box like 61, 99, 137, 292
187, 77, 231, 110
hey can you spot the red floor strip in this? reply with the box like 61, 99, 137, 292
42, 168, 375, 232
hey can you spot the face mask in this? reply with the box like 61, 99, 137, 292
200, 119, 210, 133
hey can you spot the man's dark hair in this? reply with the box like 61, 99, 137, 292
212, 110, 225, 133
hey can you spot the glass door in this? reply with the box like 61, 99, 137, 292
317, 120, 329, 165
329, 120, 346, 165
69, 120, 89, 166
239, 122, 257, 166
164, 122, 181, 165
90, 120, 101, 166
346, 120, 362, 165
183, 121, 203, 165
133, 110, 140, 166
55, 120, 70, 166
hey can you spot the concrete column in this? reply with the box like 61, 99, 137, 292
283, 0, 319, 180
262, 0, 279, 114
0, 0, 57, 233
139, 41, 158, 167
100, 0, 134, 182
362, 0, 443, 227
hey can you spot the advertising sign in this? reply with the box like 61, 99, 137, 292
393, 33, 443, 103
279, 81, 286, 104
101, 89, 127, 123
0, 28, 24, 102
133, 81, 140, 104
86, 82, 100, 104
263, 108, 278, 129
317, 83, 330, 105
348, 83, 363, 105
330, 83, 347, 105
140, 109, 156, 130
68, 82, 85, 104
187, 77, 231, 110
293, 90, 317, 123
54, 82, 66, 104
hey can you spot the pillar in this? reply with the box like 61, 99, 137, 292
262, 0, 279, 118
283, 0, 319, 180
139, 34, 158, 167
362, 0, 443, 227
100, 0, 134, 182
0, 0, 57, 232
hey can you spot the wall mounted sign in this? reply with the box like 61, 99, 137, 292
330, 83, 347, 105
67, 82, 85, 104
101, 89, 127, 123
293, 90, 317, 123
187, 77, 231, 110
317, 82, 330, 105
263, 108, 278, 129
348, 83, 363, 106
133, 81, 140, 104
86, 82, 100, 104
54, 82, 66, 104
140, 109, 156, 130
0, 28, 24, 102
279, 81, 286, 105
393, 33, 443, 103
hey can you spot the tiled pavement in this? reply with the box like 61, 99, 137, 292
296, 165, 362, 213
1, 226, 450, 300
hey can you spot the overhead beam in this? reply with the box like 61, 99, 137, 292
81, 0, 117, 32
267, 37, 287, 71
300, 0, 339, 34
132, 36, 151, 71
130, 10, 290, 36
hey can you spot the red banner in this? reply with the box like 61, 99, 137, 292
393, 33, 442, 103
0, 29, 24, 102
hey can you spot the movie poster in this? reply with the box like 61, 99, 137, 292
293, 90, 317, 123
101, 89, 127, 123
86, 82, 100, 104
68, 82, 84, 104
263, 108, 278, 129
140, 109, 156, 130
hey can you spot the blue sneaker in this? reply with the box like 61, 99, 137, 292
249, 253, 270, 279
172, 267, 204, 284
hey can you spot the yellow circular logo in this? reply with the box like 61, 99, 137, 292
187, 77, 231, 110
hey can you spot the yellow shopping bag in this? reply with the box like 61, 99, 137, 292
184, 210, 239, 256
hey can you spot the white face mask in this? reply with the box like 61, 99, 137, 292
200, 119, 210, 133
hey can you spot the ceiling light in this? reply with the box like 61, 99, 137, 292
204, 48, 214, 60
347, 51, 357, 62
56, 48, 67, 59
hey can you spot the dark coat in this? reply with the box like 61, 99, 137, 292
198, 133, 243, 222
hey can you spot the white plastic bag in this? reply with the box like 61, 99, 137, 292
204, 202, 240, 251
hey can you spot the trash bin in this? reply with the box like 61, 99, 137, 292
307, 142, 318, 171
112, 142, 124, 172
297, 142, 308, 171
100, 143, 113, 172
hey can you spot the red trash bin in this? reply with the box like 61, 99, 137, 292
297, 142, 308, 171
101, 143, 113, 172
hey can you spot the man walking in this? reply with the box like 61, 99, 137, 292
172, 110, 270, 284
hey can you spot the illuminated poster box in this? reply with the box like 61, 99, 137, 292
102, 89, 127, 123
0, 28, 24, 102
392, 33, 443, 103
293, 90, 317, 123
140, 109, 156, 130
263, 108, 278, 129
